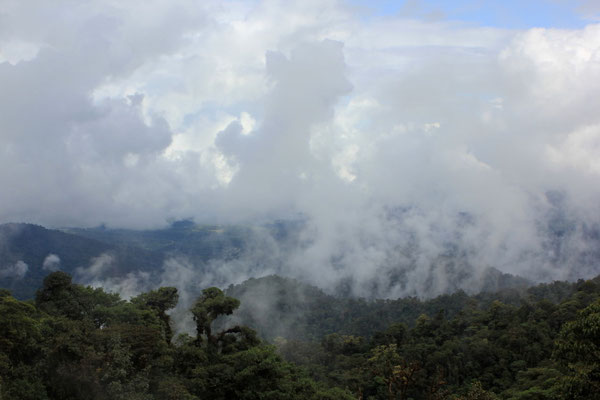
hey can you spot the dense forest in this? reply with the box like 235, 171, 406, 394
0, 271, 351, 400
2, 271, 600, 399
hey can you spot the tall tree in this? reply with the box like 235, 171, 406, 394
131, 287, 179, 342
191, 287, 240, 347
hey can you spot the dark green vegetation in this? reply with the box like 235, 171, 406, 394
0, 272, 352, 400
267, 276, 600, 399
2, 272, 600, 399
224, 275, 538, 342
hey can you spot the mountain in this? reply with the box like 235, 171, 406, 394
63, 220, 269, 264
1, 220, 532, 302
0, 223, 163, 299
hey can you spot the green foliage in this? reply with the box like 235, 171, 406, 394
131, 287, 178, 312
273, 274, 600, 400
3, 270, 600, 399
224, 275, 550, 342
191, 286, 240, 346
0, 294, 47, 400
456, 381, 499, 400
501, 365, 561, 399
35, 271, 122, 322
553, 299, 600, 399
368, 344, 421, 400
1, 272, 354, 400
131, 287, 179, 342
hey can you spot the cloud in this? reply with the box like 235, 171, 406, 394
1, 0, 600, 296
42, 254, 61, 271
75, 253, 115, 283
92, 271, 152, 300
576, 0, 600, 21
74, 252, 152, 299
0, 261, 28, 279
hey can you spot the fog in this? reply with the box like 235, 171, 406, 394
2, 0, 600, 298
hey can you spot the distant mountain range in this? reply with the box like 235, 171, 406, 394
1, 221, 530, 300
0, 221, 289, 299
0, 223, 163, 299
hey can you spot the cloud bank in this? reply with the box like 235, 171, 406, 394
2, 0, 600, 296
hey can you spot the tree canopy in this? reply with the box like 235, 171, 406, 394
3, 271, 600, 399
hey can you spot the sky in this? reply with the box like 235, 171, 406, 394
354, 0, 600, 28
2, 0, 600, 295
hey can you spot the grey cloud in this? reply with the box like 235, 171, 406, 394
91, 271, 152, 300
576, 0, 600, 20
42, 254, 61, 271
0, 0, 207, 228
215, 40, 352, 220
0, 260, 28, 279
74, 252, 152, 299
2, 1, 600, 298
75, 253, 115, 283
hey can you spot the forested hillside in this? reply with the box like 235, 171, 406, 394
63, 220, 257, 263
273, 276, 600, 399
0, 223, 163, 299
2, 271, 600, 399
223, 275, 579, 342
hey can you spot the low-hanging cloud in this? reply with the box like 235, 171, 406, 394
42, 254, 61, 271
74, 252, 152, 299
0, 261, 29, 279
2, 1, 600, 297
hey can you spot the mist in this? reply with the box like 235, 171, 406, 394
2, 1, 600, 299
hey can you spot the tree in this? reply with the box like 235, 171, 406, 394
368, 344, 420, 400
191, 287, 240, 347
553, 299, 600, 399
455, 381, 499, 400
35, 271, 121, 323
0, 294, 48, 400
131, 287, 179, 342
